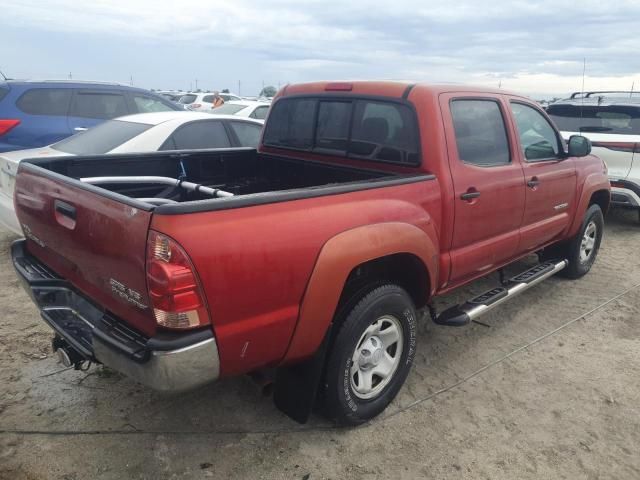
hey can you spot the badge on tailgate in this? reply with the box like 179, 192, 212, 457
109, 278, 148, 310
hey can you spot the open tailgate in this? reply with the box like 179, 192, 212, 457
14, 162, 157, 336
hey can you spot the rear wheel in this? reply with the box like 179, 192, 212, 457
561, 204, 604, 279
320, 284, 417, 425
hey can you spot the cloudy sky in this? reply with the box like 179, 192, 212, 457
2, 0, 639, 98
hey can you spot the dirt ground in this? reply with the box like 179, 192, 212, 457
0, 208, 639, 480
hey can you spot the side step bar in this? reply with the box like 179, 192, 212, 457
434, 260, 568, 327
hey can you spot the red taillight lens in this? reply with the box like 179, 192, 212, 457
146, 231, 210, 329
0, 119, 20, 137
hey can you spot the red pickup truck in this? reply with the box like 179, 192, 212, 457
12, 82, 610, 425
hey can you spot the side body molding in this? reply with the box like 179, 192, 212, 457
281, 221, 439, 364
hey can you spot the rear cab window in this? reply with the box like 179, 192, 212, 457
16, 88, 72, 115
548, 104, 640, 135
263, 96, 419, 165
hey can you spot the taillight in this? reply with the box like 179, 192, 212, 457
0, 119, 20, 137
146, 231, 210, 329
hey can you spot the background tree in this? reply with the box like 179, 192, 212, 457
221, 88, 230, 93
259, 85, 277, 98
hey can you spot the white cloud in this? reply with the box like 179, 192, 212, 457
2, 0, 640, 96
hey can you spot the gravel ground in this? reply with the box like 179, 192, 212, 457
0, 208, 639, 479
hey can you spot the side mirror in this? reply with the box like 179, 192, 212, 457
567, 135, 592, 157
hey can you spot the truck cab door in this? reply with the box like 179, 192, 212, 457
508, 101, 577, 252
441, 94, 526, 286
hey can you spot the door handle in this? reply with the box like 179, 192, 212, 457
527, 177, 540, 188
74, 127, 88, 132
460, 190, 481, 201
55, 200, 76, 220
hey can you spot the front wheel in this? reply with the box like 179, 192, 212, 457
320, 284, 417, 425
561, 204, 604, 279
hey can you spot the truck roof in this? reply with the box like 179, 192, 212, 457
279, 80, 524, 99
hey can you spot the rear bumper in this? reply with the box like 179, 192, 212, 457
12, 240, 220, 392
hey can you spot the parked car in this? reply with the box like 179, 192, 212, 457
12, 81, 609, 426
547, 91, 640, 218
210, 100, 271, 120
178, 92, 242, 111
0, 80, 181, 153
0, 111, 263, 234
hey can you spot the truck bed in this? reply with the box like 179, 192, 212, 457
24, 148, 398, 212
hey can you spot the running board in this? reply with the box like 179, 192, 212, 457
434, 260, 568, 327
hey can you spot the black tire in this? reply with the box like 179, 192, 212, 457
320, 284, 417, 425
560, 204, 604, 279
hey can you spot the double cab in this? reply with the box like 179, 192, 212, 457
12, 81, 610, 425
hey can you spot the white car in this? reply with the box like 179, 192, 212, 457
547, 91, 640, 217
178, 92, 242, 111
0, 111, 263, 234
210, 100, 271, 121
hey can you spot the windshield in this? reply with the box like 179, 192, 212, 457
548, 104, 640, 135
52, 120, 152, 155
179, 94, 197, 104
211, 103, 246, 115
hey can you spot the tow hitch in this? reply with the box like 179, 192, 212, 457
52, 336, 91, 370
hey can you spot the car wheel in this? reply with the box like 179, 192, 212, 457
561, 204, 604, 279
320, 284, 417, 425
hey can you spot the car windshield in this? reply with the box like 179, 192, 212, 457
178, 94, 197, 104
548, 104, 640, 135
52, 120, 152, 155
211, 103, 247, 114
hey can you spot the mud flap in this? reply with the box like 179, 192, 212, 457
273, 325, 332, 424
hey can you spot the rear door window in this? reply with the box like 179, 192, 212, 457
211, 103, 246, 114
250, 105, 269, 120
548, 104, 640, 135
178, 94, 197, 104
160, 120, 231, 150
132, 94, 174, 113
70, 91, 129, 119
450, 99, 510, 166
229, 121, 262, 147
202, 95, 214, 103
16, 88, 72, 115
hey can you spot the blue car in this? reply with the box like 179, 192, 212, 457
0, 80, 181, 152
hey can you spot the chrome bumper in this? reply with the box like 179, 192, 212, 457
93, 336, 220, 392
12, 239, 220, 393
